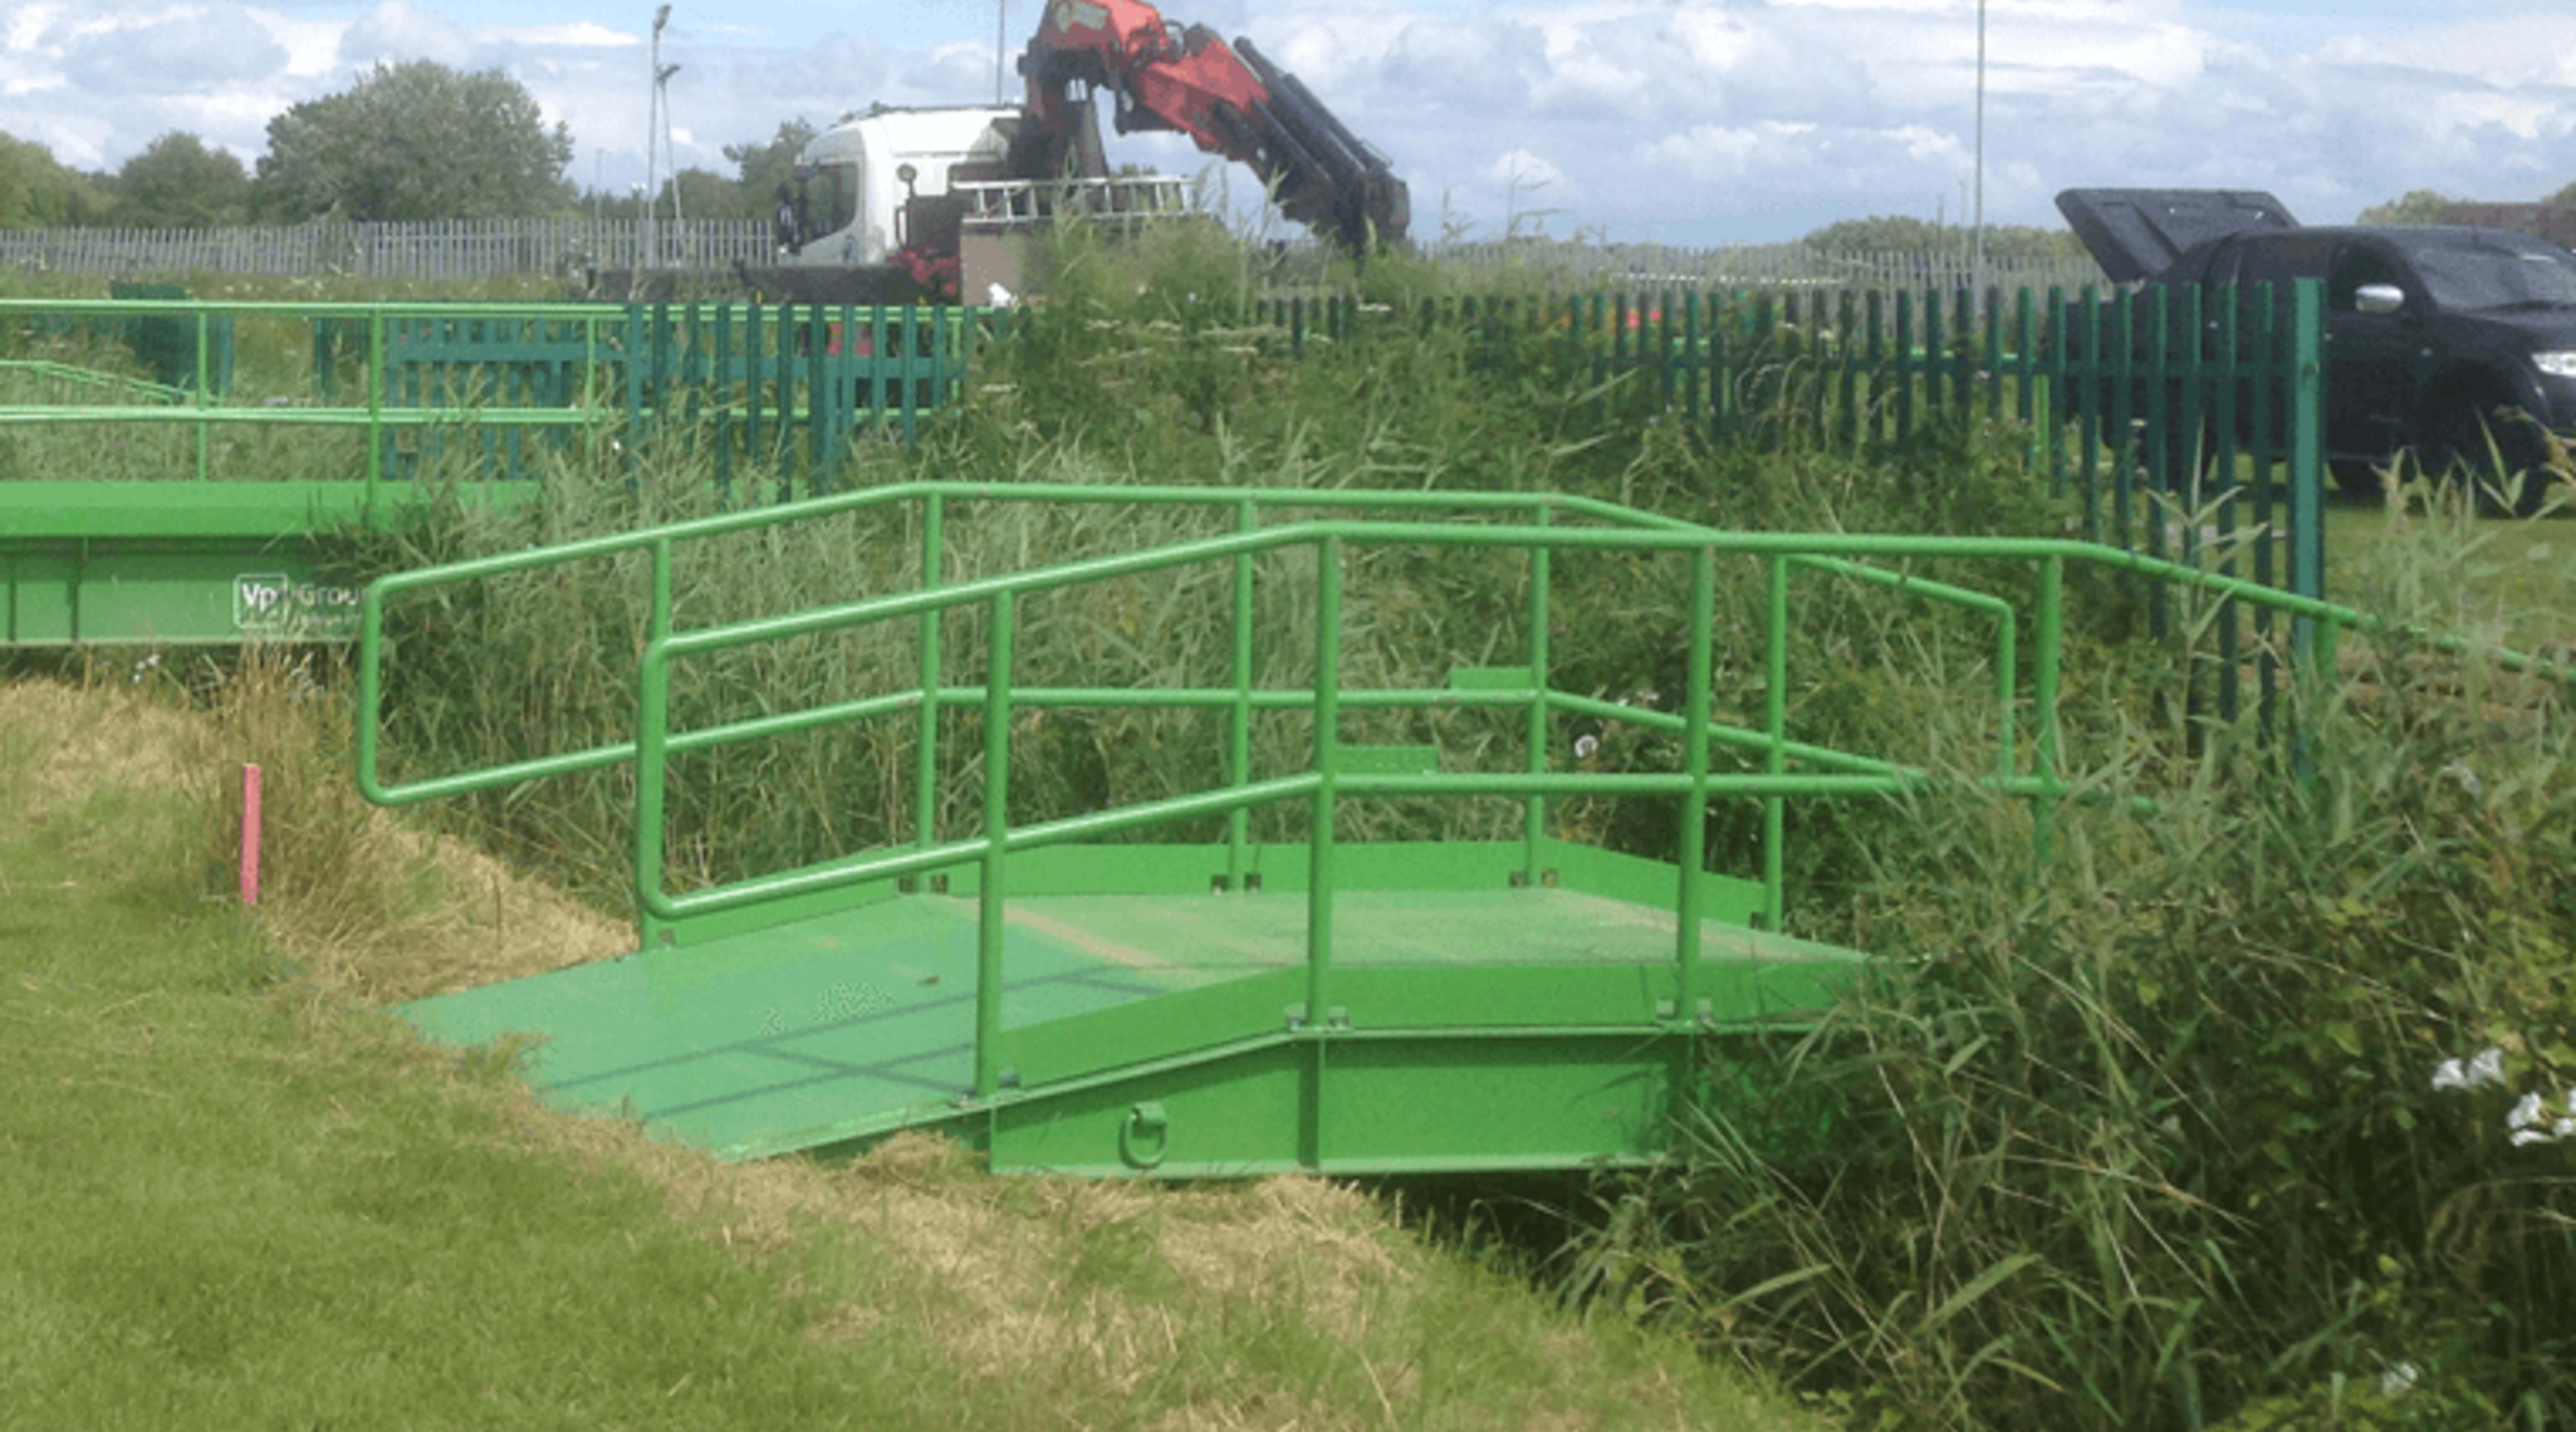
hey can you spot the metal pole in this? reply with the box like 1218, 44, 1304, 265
975, 589, 1015, 1101
1675, 548, 1715, 1015
1762, 553, 1788, 931
1972, 0, 1987, 319
1523, 507, 1553, 884
916, 491, 946, 855
647, 6, 670, 271
1305, 538, 1341, 1026
1228, 497, 1256, 889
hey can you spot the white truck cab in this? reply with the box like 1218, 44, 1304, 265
785, 106, 1022, 268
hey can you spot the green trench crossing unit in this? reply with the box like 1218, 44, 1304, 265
402, 841, 1866, 1178
356, 478, 2394, 1179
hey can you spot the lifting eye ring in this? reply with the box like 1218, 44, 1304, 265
1119, 1101, 1168, 1170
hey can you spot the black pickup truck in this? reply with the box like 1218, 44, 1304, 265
2057, 188, 2576, 509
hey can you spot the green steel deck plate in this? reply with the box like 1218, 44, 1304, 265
403, 894, 1173, 1154
399, 845, 1865, 1175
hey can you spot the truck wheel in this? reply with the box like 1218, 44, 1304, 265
2328, 459, 2385, 502
2426, 402, 2552, 515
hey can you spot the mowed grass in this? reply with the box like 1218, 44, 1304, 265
0, 676, 1819, 1432
2325, 497, 2576, 654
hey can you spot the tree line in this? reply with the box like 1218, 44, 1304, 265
0, 60, 815, 233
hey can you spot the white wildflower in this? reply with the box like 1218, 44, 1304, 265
1573, 734, 1600, 761
2431, 1046, 2507, 1091
2505, 1091, 2572, 1146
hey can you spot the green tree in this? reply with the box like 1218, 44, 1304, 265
660, 167, 746, 225
113, 132, 250, 229
0, 132, 110, 228
724, 119, 818, 219
253, 61, 574, 222
2358, 188, 2456, 225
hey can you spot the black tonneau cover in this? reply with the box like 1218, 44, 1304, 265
2054, 189, 2298, 283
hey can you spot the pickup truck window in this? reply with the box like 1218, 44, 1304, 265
2235, 233, 2335, 286
2411, 242, 2576, 312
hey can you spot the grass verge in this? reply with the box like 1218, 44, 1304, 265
0, 671, 1821, 1431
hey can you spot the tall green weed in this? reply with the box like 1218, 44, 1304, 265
1559, 540, 2576, 1430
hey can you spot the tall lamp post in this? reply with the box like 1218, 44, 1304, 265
1972, 0, 1987, 314
646, 5, 672, 271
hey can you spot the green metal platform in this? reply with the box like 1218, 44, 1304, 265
343, 478, 2368, 1177
401, 841, 1861, 1177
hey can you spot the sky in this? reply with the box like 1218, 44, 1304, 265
4, 0, 2573, 246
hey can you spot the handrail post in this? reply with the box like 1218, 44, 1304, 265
634, 685, 673, 948
365, 307, 385, 518
633, 536, 678, 951
1995, 609, 2018, 787
1523, 505, 1554, 883
2034, 554, 2064, 866
1762, 552, 1788, 931
915, 490, 946, 858
1227, 497, 1257, 888
356, 582, 384, 797
974, 589, 1015, 1101
1305, 537, 1341, 1025
1675, 547, 1716, 1018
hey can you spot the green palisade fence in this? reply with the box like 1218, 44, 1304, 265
3, 286, 2318, 685
1254, 282, 2328, 722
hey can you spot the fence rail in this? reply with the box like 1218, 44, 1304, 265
1413, 240, 2105, 294
0, 219, 774, 282
1, 219, 2106, 296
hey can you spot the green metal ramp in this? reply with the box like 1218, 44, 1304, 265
402, 841, 1863, 1177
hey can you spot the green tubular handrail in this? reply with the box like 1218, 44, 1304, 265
360, 482, 2576, 1100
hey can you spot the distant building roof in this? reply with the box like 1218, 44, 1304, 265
2441, 203, 2576, 249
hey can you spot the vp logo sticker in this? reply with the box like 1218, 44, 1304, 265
234, 573, 291, 628
233, 573, 362, 636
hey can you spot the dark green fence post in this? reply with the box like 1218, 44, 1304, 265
1894, 291, 1915, 444
2213, 283, 2242, 722
807, 302, 830, 489
2289, 280, 2325, 665
2251, 282, 2282, 727
772, 300, 794, 492
712, 302, 733, 495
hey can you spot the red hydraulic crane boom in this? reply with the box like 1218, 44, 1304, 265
1015, 0, 1409, 255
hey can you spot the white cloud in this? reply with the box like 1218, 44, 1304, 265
490, 21, 633, 50
5, 0, 2576, 244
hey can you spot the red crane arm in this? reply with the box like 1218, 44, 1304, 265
1018, 0, 1408, 253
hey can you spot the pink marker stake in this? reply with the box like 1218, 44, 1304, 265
240, 763, 263, 906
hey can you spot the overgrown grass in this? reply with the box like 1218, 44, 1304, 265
0, 670, 1823, 1431
1545, 516, 2576, 1430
